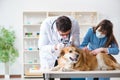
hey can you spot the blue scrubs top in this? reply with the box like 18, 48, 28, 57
80, 28, 119, 55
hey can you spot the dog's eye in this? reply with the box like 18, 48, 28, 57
69, 50, 72, 53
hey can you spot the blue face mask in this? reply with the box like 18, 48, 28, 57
96, 30, 106, 38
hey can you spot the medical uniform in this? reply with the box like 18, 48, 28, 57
80, 28, 119, 80
38, 16, 80, 70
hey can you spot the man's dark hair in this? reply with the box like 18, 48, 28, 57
56, 16, 72, 32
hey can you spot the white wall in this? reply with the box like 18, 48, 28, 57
0, 0, 120, 78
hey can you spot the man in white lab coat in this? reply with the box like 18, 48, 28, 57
39, 16, 80, 80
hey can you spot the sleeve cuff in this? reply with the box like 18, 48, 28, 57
51, 45, 55, 53
107, 48, 109, 54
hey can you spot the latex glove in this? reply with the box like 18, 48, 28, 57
55, 43, 65, 50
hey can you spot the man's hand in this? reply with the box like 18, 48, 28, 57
53, 43, 65, 57
55, 43, 65, 50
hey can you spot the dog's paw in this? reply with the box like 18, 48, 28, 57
61, 68, 75, 72
50, 66, 61, 71
50, 67, 58, 71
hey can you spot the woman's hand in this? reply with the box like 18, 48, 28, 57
82, 47, 90, 52
90, 48, 108, 55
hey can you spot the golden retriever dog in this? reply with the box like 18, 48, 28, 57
51, 46, 120, 71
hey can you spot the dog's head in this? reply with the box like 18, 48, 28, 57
59, 46, 80, 64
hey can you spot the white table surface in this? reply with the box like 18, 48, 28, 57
43, 70, 120, 79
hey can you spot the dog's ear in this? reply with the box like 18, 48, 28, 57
78, 48, 87, 63
70, 44, 75, 47
59, 49, 65, 57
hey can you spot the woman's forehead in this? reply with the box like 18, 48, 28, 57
97, 26, 107, 34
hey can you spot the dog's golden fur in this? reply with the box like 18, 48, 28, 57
51, 46, 120, 71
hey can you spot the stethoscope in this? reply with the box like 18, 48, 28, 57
51, 20, 71, 46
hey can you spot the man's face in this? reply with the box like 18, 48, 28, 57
58, 30, 71, 38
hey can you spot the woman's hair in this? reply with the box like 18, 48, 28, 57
93, 19, 119, 47
56, 16, 72, 32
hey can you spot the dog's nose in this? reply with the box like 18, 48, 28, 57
76, 54, 79, 58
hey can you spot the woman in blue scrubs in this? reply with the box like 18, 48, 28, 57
80, 19, 119, 80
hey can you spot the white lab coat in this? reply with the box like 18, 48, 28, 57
38, 16, 80, 71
